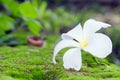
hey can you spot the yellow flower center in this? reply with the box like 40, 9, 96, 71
79, 40, 88, 48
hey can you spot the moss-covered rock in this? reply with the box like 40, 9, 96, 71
0, 35, 120, 80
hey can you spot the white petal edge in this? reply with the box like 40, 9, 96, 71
53, 39, 80, 64
63, 48, 82, 71
62, 23, 83, 41
84, 33, 112, 58
83, 19, 111, 36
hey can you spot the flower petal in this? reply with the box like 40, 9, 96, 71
63, 48, 82, 71
84, 33, 112, 58
62, 23, 83, 40
53, 39, 80, 64
83, 19, 111, 37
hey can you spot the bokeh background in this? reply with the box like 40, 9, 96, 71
0, 0, 120, 79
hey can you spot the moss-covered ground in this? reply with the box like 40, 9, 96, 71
0, 35, 120, 80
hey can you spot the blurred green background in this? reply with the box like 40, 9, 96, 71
0, 0, 120, 80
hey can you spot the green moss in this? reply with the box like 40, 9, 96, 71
0, 45, 66, 80
0, 35, 120, 80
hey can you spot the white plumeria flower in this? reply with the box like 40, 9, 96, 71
53, 19, 112, 71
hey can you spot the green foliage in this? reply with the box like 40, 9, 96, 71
0, 13, 15, 36
18, 1, 42, 37
78, 10, 94, 25
25, 18, 42, 37
0, 0, 45, 45
19, 2, 38, 19
0, 0, 19, 16
105, 27, 120, 65
0, 1, 43, 37
38, 2, 47, 18
0, 0, 92, 37
106, 27, 120, 47
0, 14, 15, 30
